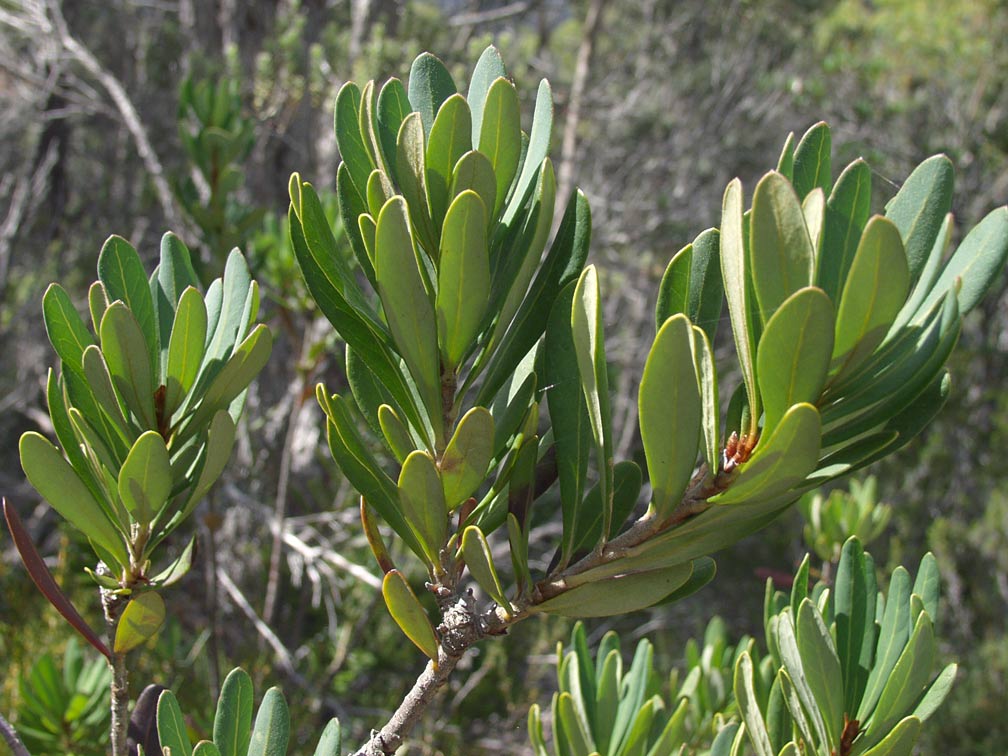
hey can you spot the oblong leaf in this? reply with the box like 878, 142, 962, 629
884, 154, 953, 281
750, 171, 815, 324
247, 688, 290, 756
533, 564, 693, 618
461, 525, 510, 610
382, 569, 440, 664
477, 77, 521, 218
436, 190, 490, 367
639, 314, 701, 518
214, 668, 253, 756
157, 690, 193, 756
374, 196, 441, 426
398, 450, 448, 568
118, 430, 172, 525
19, 432, 125, 562
757, 287, 834, 435
441, 406, 494, 510
114, 592, 166, 653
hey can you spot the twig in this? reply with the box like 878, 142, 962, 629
217, 568, 298, 674
557, 0, 605, 204
447, 1, 532, 26
0, 711, 30, 756
101, 587, 129, 756
44, 0, 186, 232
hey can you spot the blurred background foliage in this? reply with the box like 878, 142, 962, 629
1, 0, 1005, 753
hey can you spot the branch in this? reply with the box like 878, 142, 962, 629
44, 0, 186, 233
0, 712, 30, 756
353, 593, 510, 756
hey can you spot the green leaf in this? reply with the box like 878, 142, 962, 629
118, 431, 171, 525
461, 525, 510, 610
712, 403, 821, 505
334, 82, 373, 197
912, 552, 940, 622
858, 567, 912, 721
819, 159, 872, 302
638, 314, 701, 518
915, 206, 1008, 318
181, 409, 236, 520
792, 122, 831, 199
533, 563, 693, 618
157, 690, 193, 756
81, 345, 132, 440
734, 652, 773, 756
721, 178, 760, 430
750, 171, 815, 324
860, 716, 921, 756
911, 662, 957, 723
796, 598, 844, 745
830, 216, 909, 381
407, 52, 457, 138
153, 232, 201, 369
884, 154, 953, 281
184, 323, 272, 433
776, 131, 795, 181
467, 46, 507, 146
441, 407, 494, 510
382, 569, 440, 664
450, 150, 497, 228
436, 191, 490, 367
864, 614, 935, 746
396, 112, 439, 254
149, 535, 196, 588
377, 78, 410, 180
193, 742, 222, 756
19, 432, 124, 563
346, 344, 395, 437
545, 281, 592, 563
164, 286, 208, 417
289, 204, 426, 437
114, 592, 166, 653
358, 80, 390, 177
98, 235, 160, 377
426, 94, 472, 228
555, 691, 594, 756
802, 188, 826, 255
477, 188, 590, 407
477, 77, 521, 218
374, 196, 441, 428
247, 688, 290, 756
774, 611, 829, 750
834, 537, 877, 714
757, 287, 834, 435
398, 451, 448, 569
337, 164, 376, 285
100, 301, 157, 430
569, 460, 642, 556
656, 243, 691, 331
691, 325, 720, 472
502, 78, 553, 227
378, 404, 415, 463
571, 266, 614, 537
213, 668, 253, 756
42, 283, 95, 375
313, 718, 342, 756
888, 213, 952, 336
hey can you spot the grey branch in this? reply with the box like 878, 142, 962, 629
0, 712, 30, 756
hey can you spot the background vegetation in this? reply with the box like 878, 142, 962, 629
1, 0, 1005, 753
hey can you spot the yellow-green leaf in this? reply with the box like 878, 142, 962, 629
382, 570, 439, 665
114, 592, 166, 653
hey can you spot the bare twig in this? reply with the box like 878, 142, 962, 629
557, 0, 606, 204
0, 712, 30, 756
101, 587, 129, 756
44, 0, 186, 232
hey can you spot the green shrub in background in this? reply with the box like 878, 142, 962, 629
799, 477, 891, 569
735, 538, 954, 756
528, 618, 758, 756
14, 639, 110, 756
